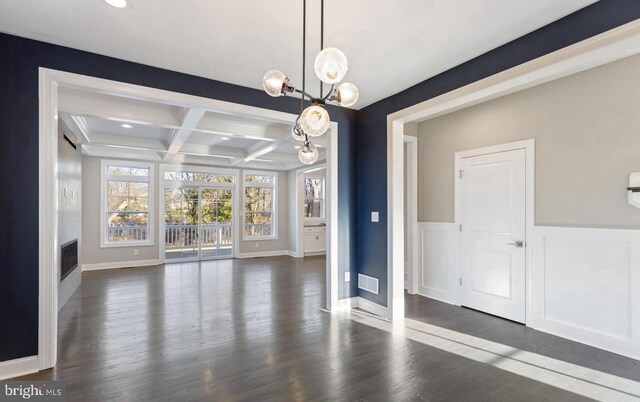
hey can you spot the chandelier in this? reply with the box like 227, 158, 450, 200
262, 0, 359, 165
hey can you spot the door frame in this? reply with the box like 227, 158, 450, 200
292, 164, 327, 258
38, 68, 340, 371
404, 136, 419, 295
159, 163, 240, 263
454, 139, 535, 323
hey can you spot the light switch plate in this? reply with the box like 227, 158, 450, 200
371, 211, 379, 222
345, 272, 350, 282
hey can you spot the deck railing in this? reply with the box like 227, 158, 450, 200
107, 225, 147, 242
164, 223, 233, 252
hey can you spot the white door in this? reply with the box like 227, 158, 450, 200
460, 148, 526, 323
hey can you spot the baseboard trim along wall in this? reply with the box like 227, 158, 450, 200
236, 250, 293, 259
329, 297, 391, 319
0, 356, 38, 380
416, 222, 640, 360
82, 259, 161, 272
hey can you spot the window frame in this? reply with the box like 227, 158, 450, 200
303, 176, 325, 222
100, 159, 155, 248
242, 170, 277, 241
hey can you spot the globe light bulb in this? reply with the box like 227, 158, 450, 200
299, 105, 330, 137
314, 47, 349, 84
262, 70, 288, 97
299, 141, 319, 165
336, 82, 359, 107
291, 121, 306, 142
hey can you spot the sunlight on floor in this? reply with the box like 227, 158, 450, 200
348, 311, 640, 402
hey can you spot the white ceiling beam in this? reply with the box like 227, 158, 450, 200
164, 108, 207, 160
59, 112, 91, 144
82, 144, 163, 161
179, 143, 245, 158
194, 115, 291, 142
90, 132, 166, 151
59, 87, 184, 129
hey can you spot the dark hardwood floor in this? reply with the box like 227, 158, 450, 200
18, 256, 639, 401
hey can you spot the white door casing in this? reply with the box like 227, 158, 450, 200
460, 148, 527, 323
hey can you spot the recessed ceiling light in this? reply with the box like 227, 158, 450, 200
295, 145, 301, 149
220, 137, 230, 141
121, 124, 133, 129
104, 0, 129, 9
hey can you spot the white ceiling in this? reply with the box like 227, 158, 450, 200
59, 86, 325, 170
0, 0, 596, 108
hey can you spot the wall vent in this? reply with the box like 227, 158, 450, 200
358, 274, 379, 295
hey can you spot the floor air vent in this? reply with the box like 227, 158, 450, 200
358, 274, 379, 295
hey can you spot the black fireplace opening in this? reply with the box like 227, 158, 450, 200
60, 239, 78, 281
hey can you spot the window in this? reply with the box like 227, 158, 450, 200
243, 171, 276, 239
304, 177, 324, 219
163, 170, 234, 183
101, 160, 154, 247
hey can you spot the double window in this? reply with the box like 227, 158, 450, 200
243, 171, 277, 239
304, 177, 325, 219
101, 160, 154, 247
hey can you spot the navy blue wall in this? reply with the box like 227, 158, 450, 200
0, 33, 358, 362
356, 0, 640, 306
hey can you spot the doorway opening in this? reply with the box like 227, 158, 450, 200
161, 166, 238, 262
38, 69, 340, 372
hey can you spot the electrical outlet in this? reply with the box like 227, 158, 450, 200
255, 242, 259, 248
133, 249, 139, 256
371, 211, 379, 222
345, 272, 350, 282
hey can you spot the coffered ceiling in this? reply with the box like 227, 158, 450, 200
59, 86, 325, 170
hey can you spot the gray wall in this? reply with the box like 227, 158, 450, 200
416, 53, 640, 229
82, 156, 291, 265
58, 121, 82, 309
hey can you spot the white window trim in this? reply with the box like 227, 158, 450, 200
304, 176, 325, 223
158, 163, 240, 261
242, 170, 278, 241
161, 164, 238, 188
100, 159, 155, 248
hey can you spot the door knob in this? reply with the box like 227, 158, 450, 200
507, 240, 524, 248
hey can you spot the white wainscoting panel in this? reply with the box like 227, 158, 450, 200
417, 223, 459, 304
531, 226, 640, 360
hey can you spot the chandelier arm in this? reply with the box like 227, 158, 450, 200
294, 88, 315, 100
321, 84, 334, 102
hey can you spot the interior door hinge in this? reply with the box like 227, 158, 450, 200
459, 278, 462, 286
459, 170, 464, 179
459, 224, 462, 232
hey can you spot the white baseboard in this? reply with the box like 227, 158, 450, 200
304, 250, 326, 256
236, 250, 291, 259
332, 297, 359, 311
286, 250, 303, 258
329, 297, 391, 319
0, 356, 38, 380
357, 297, 391, 319
82, 259, 161, 272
